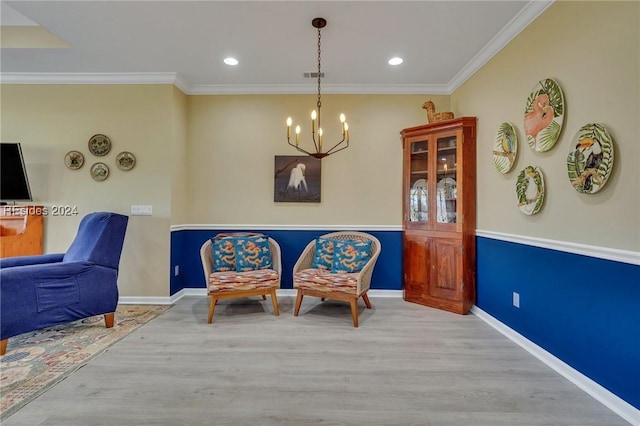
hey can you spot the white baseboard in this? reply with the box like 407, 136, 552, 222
471, 306, 639, 426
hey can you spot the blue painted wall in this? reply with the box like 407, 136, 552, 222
170, 228, 402, 292
477, 236, 640, 410
171, 229, 639, 410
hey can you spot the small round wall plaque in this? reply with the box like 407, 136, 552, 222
90, 162, 109, 182
116, 151, 136, 171
88, 134, 111, 157
64, 150, 85, 170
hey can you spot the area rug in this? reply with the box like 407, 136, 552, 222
0, 304, 171, 420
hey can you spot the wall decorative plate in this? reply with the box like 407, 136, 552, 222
116, 151, 136, 171
64, 150, 84, 170
90, 162, 109, 181
493, 122, 517, 173
524, 78, 564, 152
567, 123, 614, 194
516, 166, 545, 215
88, 134, 111, 157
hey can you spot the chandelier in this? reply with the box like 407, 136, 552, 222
286, 17, 349, 159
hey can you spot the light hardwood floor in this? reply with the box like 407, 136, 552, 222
3, 296, 630, 425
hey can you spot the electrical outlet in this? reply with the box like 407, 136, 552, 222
513, 292, 520, 308
174, 265, 179, 276
130, 205, 153, 216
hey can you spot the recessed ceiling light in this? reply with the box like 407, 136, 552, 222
224, 57, 239, 66
388, 57, 403, 66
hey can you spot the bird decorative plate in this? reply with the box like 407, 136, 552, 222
523, 78, 564, 152
88, 134, 111, 157
516, 166, 545, 215
493, 122, 517, 173
567, 123, 614, 194
64, 150, 84, 170
90, 162, 109, 182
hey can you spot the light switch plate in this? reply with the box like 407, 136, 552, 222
130, 205, 153, 216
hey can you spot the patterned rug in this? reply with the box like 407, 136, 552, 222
0, 304, 171, 420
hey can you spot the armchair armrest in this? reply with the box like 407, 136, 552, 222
292, 240, 316, 273
0, 253, 65, 269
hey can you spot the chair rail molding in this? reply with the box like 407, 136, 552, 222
476, 230, 639, 266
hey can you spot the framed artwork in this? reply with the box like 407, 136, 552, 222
274, 155, 321, 203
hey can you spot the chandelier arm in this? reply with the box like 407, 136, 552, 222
324, 139, 349, 155
287, 139, 314, 156
325, 143, 350, 156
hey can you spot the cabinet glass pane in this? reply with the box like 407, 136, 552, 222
409, 140, 428, 223
436, 136, 457, 224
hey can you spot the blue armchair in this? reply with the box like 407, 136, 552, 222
0, 212, 128, 355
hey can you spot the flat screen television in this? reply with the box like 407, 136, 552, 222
1, 142, 33, 203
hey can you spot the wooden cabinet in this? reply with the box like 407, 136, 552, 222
400, 117, 476, 314
0, 205, 44, 258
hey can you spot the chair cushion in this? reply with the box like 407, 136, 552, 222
293, 268, 358, 295
233, 236, 273, 272
331, 239, 372, 273
208, 269, 279, 293
310, 238, 334, 270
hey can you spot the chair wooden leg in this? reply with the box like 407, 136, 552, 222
294, 290, 304, 316
208, 296, 218, 323
104, 312, 115, 328
350, 297, 359, 328
362, 293, 372, 309
270, 289, 280, 316
0, 339, 7, 356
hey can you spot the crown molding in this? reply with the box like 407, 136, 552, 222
447, 0, 554, 92
0, 1, 553, 95
0, 72, 180, 85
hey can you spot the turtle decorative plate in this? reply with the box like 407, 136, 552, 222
523, 78, 564, 152
516, 166, 545, 215
566, 123, 614, 194
493, 122, 517, 173
88, 134, 111, 157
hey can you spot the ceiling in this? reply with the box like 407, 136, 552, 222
0, 1, 552, 94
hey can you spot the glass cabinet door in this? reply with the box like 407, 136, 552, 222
408, 140, 429, 224
435, 135, 457, 224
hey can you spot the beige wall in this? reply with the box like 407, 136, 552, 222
186, 94, 446, 225
451, 1, 639, 251
0, 84, 178, 297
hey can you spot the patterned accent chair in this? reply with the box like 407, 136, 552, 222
292, 231, 381, 327
200, 234, 281, 323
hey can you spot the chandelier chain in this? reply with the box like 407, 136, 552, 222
317, 25, 322, 111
